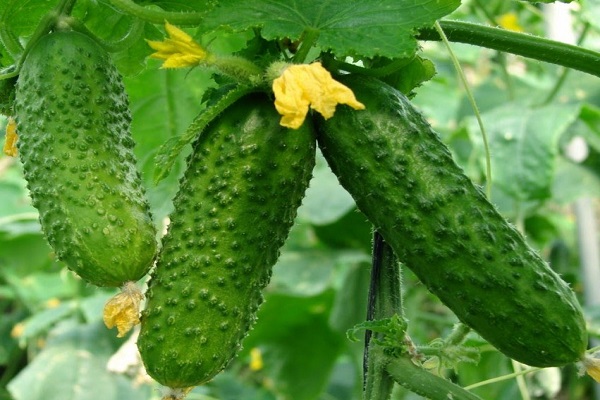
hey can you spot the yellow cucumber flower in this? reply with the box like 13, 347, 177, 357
272, 62, 365, 129
4, 117, 18, 157
147, 22, 208, 68
103, 282, 144, 337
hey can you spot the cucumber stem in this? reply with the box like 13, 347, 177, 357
363, 232, 403, 399
385, 354, 484, 400
418, 20, 600, 79
64, 16, 145, 53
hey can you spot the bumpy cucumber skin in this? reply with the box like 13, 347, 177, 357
315, 75, 587, 367
137, 94, 316, 388
14, 31, 157, 287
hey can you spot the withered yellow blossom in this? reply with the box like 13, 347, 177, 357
103, 281, 144, 337
147, 22, 208, 68
4, 117, 18, 157
272, 62, 365, 129
498, 12, 524, 32
583, 354, 600, 382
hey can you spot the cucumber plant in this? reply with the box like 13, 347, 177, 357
2, 1, 600, 400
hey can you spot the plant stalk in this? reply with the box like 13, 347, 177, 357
418, 20, 600, 79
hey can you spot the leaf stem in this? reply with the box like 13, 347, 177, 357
107, 0, 204, 25
292, 28, 320, 64
418, 20, 600, 79
64, 16, 145, 53
445, 323, 471, 346
433, 21, 492, 198
0, 24, 22, 60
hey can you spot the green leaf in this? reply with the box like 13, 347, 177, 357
455, 349, 516, 400
242, 291, 344, 400
577, 103, 600, 153
15, 302, 77, 344
0, 233, 55, 278
1, 0, 55, 44
0, 309, 23, 365
8, 322, 150, 400
123, 65, 213, 221
73, 1, 162, 76
2, 271, 81, 311
202, 0, 461, 59
312, 208, 372, 253
79, 293, 113, 323
297, 151, 355, 225
328, 262, 370, 334
553, 156, 600, 203
474, 103, 581, 201
271, 247, 368, 297
139, 0, 214, 13
209, 372, 276, 400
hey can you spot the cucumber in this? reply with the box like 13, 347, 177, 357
14, 30, 157, 287
137, 93, 316, 388
314, 75, 587, 367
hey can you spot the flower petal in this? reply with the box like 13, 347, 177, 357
272, 62, 365, 129
164, 21, 195, 44
103, 282, 144, 337
146, 22, 208, 68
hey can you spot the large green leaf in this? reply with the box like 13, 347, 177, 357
312, 208, 372, 253
8, 322, 149, 400
202, 0, 461, 59
242, 291, 344, 400
124, 64, 214, 221
73, 1, 162, 76
1, 0, 56, 43
474, 103, 581, 201
297, 152, 355, 225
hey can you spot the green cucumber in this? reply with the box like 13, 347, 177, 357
14, 30, 157, 287
314, 75, 587, 367
137, 93, 316, 388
